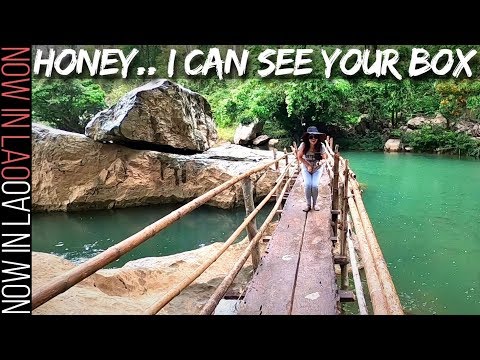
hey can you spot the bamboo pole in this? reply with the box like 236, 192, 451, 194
338, 183, 346, 252
346, 214, 368, 315
324, 146, 334, 186
328, 149, 402, 314
340, 161, 350, 290
325, 142, 335, 157
292, 141, 299, 172
242, 177, 260, 270
273, 148, 278, 171
32, 154, 287, 310
199, 177, 292, 315
338, 182, 348, 290
349, 181, 404, 315
331, 151, 340, 244
348, 196, 389, 314
341, 161, 350, 258
283, 148, 289, 191
144, 163, 293, 315
273, 148, 282, 213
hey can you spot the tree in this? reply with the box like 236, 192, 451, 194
33, 79, 106, 133
436, 80, 480, 129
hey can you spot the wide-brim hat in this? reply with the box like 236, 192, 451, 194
303, 126, 326, 142
306, 126, 322, 134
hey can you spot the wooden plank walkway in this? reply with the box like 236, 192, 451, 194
238, 170, 338, 315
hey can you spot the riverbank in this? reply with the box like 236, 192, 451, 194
32, 228, 274, 315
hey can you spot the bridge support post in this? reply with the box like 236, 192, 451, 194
273, 148, 279, 171
283, 147, 289, 189
242, 177, 261, 270
292, 141, 300, 173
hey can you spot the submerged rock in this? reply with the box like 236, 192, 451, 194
32, 236, 272, 315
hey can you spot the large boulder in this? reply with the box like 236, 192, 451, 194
233, 120, 263, 145
407, 116, 427, 129
252, 135, 270, 146
33, 124, 282, 212
407, 115, 447, 129
384, 139, 402, 152
85, 79, 217, 152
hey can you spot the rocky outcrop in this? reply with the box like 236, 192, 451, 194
85, 79, 217, 152
453, 120, 480, 137
33, 124, 283, 212
384, 139, 402, 152
32, 235, 272, 315
233, 120, 263, 145
268, 138, 279, 148
407, 115, 447, 129
353, 114, 385, 135
252, 135, 270, 146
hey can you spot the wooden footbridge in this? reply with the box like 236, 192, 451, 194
32, 137, 403, 315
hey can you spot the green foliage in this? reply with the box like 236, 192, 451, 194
336, 134, 385, 151
389, 129, 403, 139
32, 45, 480, 159
33, 79, 106, 133
216, 126, 236, 143
96, 79, 143, 106
196, 79, 289, 132
263, 121, 289, 139
408, 81, 440, 117
350, 79, 439, 126
358, 182, 368, 192
468, 142, 480, 158
350, 81, 382, 119
436, 80, 480, 127
466, 95, 480, 119
285, 78, 352, 127
276, 138, 293, 150
404, 126, 480, 157
404, 126, 450, 151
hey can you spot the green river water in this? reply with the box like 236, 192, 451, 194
33, 203, 273, 268
344, 152, 479, 315
32, 152, 480, 314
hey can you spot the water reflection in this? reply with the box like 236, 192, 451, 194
33, 203, 273, 268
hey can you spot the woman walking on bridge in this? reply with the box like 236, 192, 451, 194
297, 126, 327, 212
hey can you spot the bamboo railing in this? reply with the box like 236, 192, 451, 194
33, 135, 403, 315
144, 161, 294, 315
324, 136, 403, 315
32, 149, 294, 314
